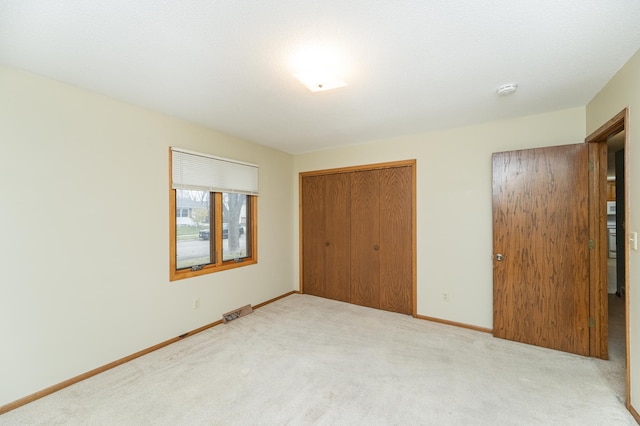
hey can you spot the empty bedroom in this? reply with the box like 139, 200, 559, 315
2, 1, 640, 424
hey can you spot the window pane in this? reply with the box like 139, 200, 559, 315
176, 190, 212, 269
222, 193, 250, 261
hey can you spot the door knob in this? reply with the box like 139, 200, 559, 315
374, 245, 379, 250
495, 253, 504, 261
325, 242, 330, 247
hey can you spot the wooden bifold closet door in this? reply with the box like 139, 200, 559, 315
301, 173, 351, 303
301, 163, 414, 315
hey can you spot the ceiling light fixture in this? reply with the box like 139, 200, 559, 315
291, 44, 348, 93
497, 83, 518, 96
294, 71, 347, 92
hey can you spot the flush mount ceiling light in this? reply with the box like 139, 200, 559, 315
294, 71, 347, 92
291, 44, 348, 93
497, 83, 518, 96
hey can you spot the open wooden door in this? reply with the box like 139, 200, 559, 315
492, 143, 591, 356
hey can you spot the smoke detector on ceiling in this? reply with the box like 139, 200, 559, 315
497, 83, 518, 96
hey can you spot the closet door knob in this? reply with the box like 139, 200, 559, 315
374, 245, 379, 250
325, 242, 330, 247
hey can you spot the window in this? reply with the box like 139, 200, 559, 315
170, 147, 258, 281
177, 208, 191, 218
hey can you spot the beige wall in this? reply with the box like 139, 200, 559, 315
294, 107, 586, 328
587, 47, 640, 410
0, 65, 295, 406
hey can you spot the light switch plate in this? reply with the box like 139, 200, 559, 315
630, 232, 638, 251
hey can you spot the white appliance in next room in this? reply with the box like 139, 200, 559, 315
607, 201, 616, 259
608, 228, 616, 259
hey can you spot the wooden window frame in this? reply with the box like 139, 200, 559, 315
169, 166, 258, 282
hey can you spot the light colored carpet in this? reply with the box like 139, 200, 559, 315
1, 294, 634, 425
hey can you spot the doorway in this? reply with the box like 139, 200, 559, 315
491, 109, 629, 363
604, 129, 626, 402
586, 109, 629, 406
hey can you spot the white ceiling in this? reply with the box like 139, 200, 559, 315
1, 1, 640, 154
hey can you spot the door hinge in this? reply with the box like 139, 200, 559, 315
588, 161, 594, 171
588, 317, 595, 328
588, 239, 594, 250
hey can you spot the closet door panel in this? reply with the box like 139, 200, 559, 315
379, 167, 413, 314
323, 173, 352, 302
301, 175, 326, 297
350, 170, 381, 308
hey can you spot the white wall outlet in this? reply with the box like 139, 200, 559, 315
442, 292, 449, 302
193, 298, 200, 310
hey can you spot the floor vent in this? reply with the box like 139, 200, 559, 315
222, 304, 253, 323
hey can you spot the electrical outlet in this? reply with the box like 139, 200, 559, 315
194, 298, 200, 310
442, 292, 449, 302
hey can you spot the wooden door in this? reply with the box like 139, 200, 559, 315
350, 170, 381, 308
301, 175, 325, 297
324, 173, 351, 302
302, 161, 415, 315
379, 167, 413, 314
492, 144, 590, 356
301, 173, 351, 302
350, 167, 412, 314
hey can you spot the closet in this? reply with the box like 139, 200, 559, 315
300, 161, 415, 315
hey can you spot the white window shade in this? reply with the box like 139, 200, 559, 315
171, 147, 259, 195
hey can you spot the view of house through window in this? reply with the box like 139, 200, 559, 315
175, 189, 212, 270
